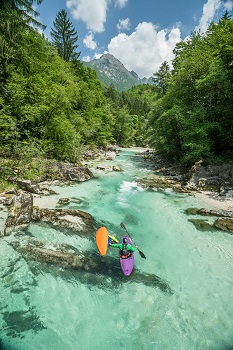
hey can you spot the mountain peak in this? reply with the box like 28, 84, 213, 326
83, 54, 152, 91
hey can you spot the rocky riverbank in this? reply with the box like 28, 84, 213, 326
0, 147, 232, 285
0, 148, 174, 290
136, 151, 233, 234
1, 147, 233, 235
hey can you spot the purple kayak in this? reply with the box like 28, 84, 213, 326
119, 235, 135, 276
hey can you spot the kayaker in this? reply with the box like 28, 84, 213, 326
110, 237, 137, 258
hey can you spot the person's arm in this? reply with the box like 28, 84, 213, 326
110, 243, 122, 249
127, 244, 137, 252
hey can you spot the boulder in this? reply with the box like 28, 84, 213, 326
57, 162, 94, 182
4, 190, 33, 235
214, 218, 233, 234
32, 207, 96, 234
105, 151, 116, 160
3, 190, 96, 236
186, 164, 233, 192
185, 208, 233, 217
16, 179, 42, 194
57, 198, 70, 205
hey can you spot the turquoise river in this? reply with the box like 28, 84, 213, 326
0, 148, 233, 350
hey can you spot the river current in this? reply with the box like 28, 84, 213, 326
0, 148, 233, 350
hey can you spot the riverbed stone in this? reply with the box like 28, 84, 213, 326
214, 218, 233, 234
9, 240, 172, 293
185, 208, 233, 217
188, 219, 217, 232
2, 188, 96, 236
57, 198, 71, 205
105, 151, 116, 160
4, 190, 33, 235
31, 207, 96, 234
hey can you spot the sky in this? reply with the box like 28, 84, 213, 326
37, 0, 233, 78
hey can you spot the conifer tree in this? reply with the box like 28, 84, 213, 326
51, 9, 80, 62
0, 0, 45, 30
152, 61, 171, 94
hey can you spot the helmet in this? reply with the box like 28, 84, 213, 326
123, 237, 127, 243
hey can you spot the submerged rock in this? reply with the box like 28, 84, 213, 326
188, 219, 217, 232
10, 239, 172, 294
96, 165, 122, 172
186, 208, 233, 217
214, 218, 233, 234
186, 207, 233, 234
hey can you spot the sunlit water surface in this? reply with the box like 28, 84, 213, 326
1, 148, 233, 350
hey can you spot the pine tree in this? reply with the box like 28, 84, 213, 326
51, 9, 80, 62
152, 61, 171, 94
0, 0, 45, 30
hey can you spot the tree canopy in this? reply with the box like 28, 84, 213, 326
149, 13, 233, 164
0, 5, 232, 177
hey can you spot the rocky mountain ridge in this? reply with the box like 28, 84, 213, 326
83, 53, 153, 91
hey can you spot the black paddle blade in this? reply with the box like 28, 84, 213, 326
138, 250, 146, 259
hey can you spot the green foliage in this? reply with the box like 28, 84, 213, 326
149, 14, 233, 164
152, 61, 171, 94
0, 2, 232, 183
104, 84, 155, 146
0, 0, 45, 30
51, 9, 80, 62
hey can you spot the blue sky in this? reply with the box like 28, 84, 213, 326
37, 0, 233, 78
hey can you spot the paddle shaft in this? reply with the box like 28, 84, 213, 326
120, 223, 146, 259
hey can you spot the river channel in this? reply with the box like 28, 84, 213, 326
0, 148, 233, 350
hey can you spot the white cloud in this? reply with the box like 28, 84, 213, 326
117, 18, 131, 31
66, 0, 108, 33
195, 0, 222, 33
223, 0, 233, 11
82, 55, 91, 62
115, 0, 128, 8
94, 53, 103, 59
83, 32, 97, 50
108, 22, 181, 78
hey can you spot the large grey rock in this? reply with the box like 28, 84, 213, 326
32, 207, 96, 234
3, 190, 96, 236
4, 190, 33, 235
187, 164, 233, 191
57, 162, 94, 182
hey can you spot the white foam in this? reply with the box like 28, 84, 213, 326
117, 181, 144, 207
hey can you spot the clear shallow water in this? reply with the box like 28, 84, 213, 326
1, 149, 233, 350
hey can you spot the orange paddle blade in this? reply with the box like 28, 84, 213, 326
96, 226, 109, 255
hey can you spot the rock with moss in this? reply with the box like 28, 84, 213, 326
214, 218, 233, 234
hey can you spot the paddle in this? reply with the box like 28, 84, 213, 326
120, 223, 146, 259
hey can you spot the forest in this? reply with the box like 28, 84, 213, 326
0, 1, 232, 190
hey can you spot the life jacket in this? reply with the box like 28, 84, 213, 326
121, 243, 130, 259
